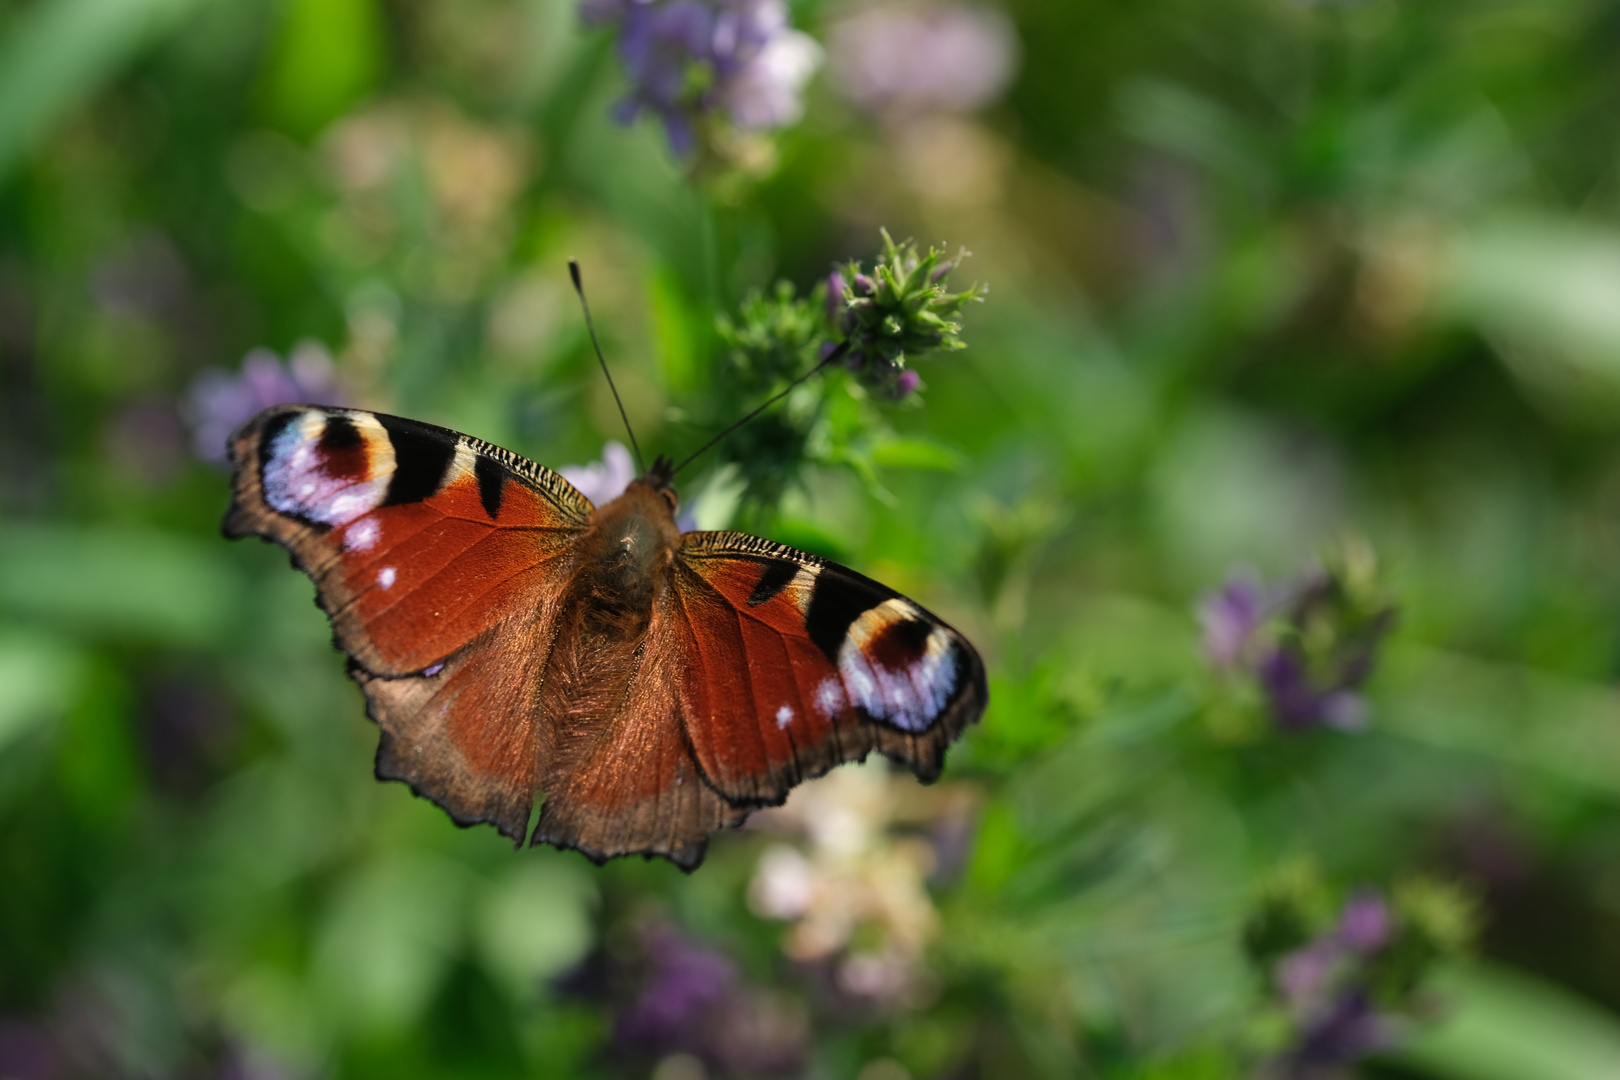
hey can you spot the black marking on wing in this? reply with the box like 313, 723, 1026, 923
319, 414, 362, 454
747, 559, 799, 607
377, 414, 456, 506
871, 617, 933, 666
805, 567, 893, 663
474, 454, 505, 520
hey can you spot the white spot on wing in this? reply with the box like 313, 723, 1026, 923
775, 704, 794, 729
345, 517, 380, 552
815, 677, 846, 718
377, 566, 397, 589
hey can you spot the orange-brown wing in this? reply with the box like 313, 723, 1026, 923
668, 532, 986, 808
222, 404, 591, 843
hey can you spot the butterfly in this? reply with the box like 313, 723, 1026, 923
223, 405, 986, 869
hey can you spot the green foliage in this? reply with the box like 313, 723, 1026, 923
834, 230, 983, 386
706, 236, 979, 518
715, 279, 830, 393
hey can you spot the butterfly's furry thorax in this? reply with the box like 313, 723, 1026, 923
572, 478, 682, 640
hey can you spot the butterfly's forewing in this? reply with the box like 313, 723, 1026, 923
223, 404, 592, 841
670, 532, 986, 806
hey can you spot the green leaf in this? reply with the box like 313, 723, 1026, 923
259, 0, 385, 138
474, 859, 597, 998
870, 437, 966, 471
312, 854, 470, 1034
1394, 961, 1620, 1080
0, 626, 86, 752
0, 525, 246, 648
0, 0, 215, 180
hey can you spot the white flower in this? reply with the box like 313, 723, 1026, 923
559, 441, 636, 505
745, 761, 975, 1008
724, 29, 823, 130
828, 2, 1018, 117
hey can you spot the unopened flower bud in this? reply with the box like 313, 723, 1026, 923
892, 369, 920, 399
826, 271, 846, 325
852, 273, 876, 296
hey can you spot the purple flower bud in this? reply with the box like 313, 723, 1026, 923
1291, 991, 1393, 1068
826, 271, 846, 325
1276, 937, 1340, 1009
1337, 892, 1392, 952
852, 273, 876, 296
1198, 572, 1267, 671
1257, 643, 1375, 733
930, 261, 954, 284
892, 369, 920, 399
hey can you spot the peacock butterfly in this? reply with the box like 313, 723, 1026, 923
222, 398, 984, 870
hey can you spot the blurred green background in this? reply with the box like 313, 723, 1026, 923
7, 0, 1620, 1077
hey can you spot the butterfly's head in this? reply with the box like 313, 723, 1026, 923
641, 453, 679, 515
645, 454, 676, 489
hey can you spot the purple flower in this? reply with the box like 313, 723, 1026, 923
1270, 892, 1400, 1074
584, 0, 821, 157
0, 1017, 59, 1080
1337, 891, 1392, 953
183, 343, 343, 462
891, 369, 920, 400
1289, 991, 1394, 1072
1256, 648, 1368, 732
1198, 571, 1268, 671
827, 2, 1019, 117
615, 925, 737, 1052
1202, 563, 1394, 733
599, 922, 808, 1074
1276, 936, 1341, 1010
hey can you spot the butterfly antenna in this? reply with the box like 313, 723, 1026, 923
670, 340, 849, 479
569, 259, 646, 475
